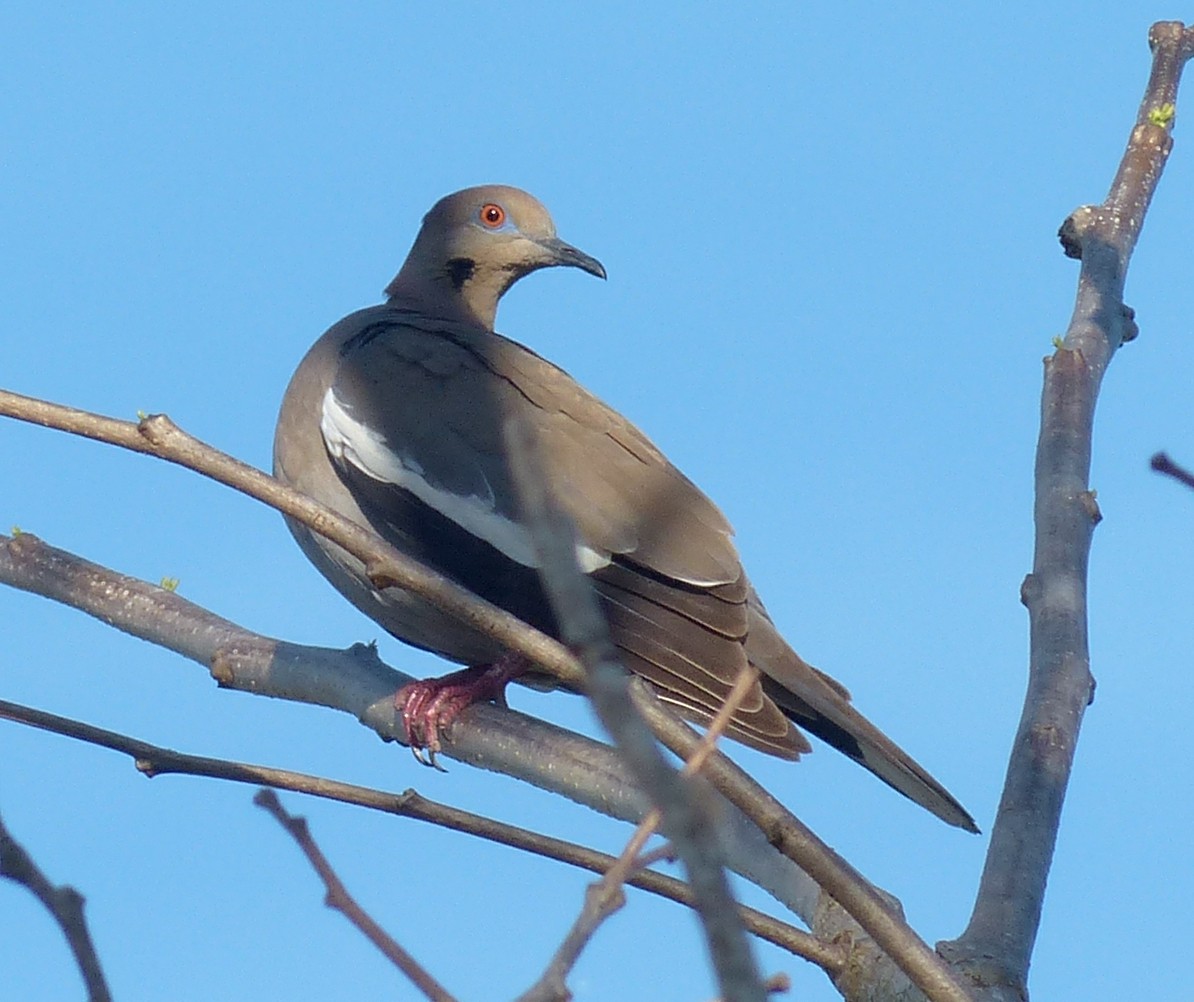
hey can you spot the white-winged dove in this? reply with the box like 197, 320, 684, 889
274, 185, 977, 833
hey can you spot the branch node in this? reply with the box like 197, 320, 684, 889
1019, 573, 1039, 609
1119, 303, 1139, 343
7, 530, 43, 558
1057, 206, 1096, 258
136, 412, 176, 447
763, 971, 792, 996
209, 649, 236, 686
1146, 102, 1177, 129
1079, 490, 1102, 525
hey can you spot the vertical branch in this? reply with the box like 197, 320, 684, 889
942, 22, 1194, 997
502, 415, 768, 1002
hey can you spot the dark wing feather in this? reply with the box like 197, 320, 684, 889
320, 308, 977, 829
326, 309, 801, 754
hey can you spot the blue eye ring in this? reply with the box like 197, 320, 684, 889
479, 203, 506, 228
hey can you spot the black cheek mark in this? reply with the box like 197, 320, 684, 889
446, 257, 476, 290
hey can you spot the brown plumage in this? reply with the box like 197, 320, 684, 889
273, 184, 977, 832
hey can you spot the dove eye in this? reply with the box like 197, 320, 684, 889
479, 203, 506, 228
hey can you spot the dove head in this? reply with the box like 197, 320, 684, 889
384, 185, 606, 329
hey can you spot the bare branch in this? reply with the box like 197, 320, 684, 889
503, 413, 769, 1002
0, 811, 112, 1002
0, 463, 967, 996
1151, 451, 1194, 490
0, 430, 975, 1000
254, 789, 456, 1001
0, 698, 825, 964
941, 22, 1194, 998
0, 388, 585, 692
631, 686, 976, 1002
0, 530, 833, 932
521, 664, 791, 1002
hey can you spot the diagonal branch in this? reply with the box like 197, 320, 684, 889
0, 448, 968, 997
0, 389, 584, 693
632, 688, 976, 1002
0, 697, 827, 965
503, 414, 975, 1002
502, 413, 769, 1002
0, 811, 112, 1002
519, 663, 774, 1002
941, 21, 1194, 999
254, 789, 456, 1002
1150, 450, 1194, 491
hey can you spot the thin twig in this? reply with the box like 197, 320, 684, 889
941, 21, 1194, 999
1151, 451, 1194, 490
0, 811, 112, 1002
627, 662, 763, 870
0, 698, 832, 966
520, 664, 767, 1002
254, 789, 456, 1001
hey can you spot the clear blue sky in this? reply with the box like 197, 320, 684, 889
3, 5, 1192, 1000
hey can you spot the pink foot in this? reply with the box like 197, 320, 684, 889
395, 653, 529, 768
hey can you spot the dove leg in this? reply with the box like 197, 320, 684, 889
395, 652, 530, 767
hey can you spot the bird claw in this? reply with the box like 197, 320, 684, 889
410, 742, 446, 772
394, 654, 530, 766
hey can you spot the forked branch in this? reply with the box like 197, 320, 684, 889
941, 21, 1194, 1000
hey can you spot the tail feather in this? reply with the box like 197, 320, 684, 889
761, 674, 979, 832
747, 607, 979, 833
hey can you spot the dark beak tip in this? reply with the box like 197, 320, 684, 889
573, 252, 606, 281
545, 237, 606, 281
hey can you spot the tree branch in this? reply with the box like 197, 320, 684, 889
0, 389, 584, 693
0, 811, 112, 1002
0, 431, 969, 997
941, 21, 1194, 999
254, 789, 456, 1001
503, 413, 768, 1002
519, 662, 776, 1002
1150, 450, 1194, 491
0, 697, 828, 966
631, 687, 976, 1002
503, 410, 977, 1002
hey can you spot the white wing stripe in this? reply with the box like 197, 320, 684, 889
320, 388, 610, 573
